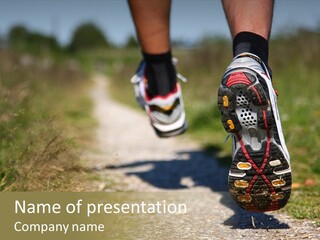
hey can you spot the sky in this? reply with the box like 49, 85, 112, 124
0, 0, 319, 46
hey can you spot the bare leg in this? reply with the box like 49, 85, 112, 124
127, 1, 187, 137
222, 0, 274, 39
218, 0, 292, 212
128, 0, 171, 54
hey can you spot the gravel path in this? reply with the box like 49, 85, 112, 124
86, 74, 319, 240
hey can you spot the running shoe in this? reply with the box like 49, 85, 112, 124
131, 61, 187, 138
218, 53, 292, 211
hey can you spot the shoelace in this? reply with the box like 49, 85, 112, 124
224, 133, 232, 143
172, 57, 187, 83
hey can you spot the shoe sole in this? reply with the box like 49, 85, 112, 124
154, 121, 188, 138
218, 69, 292, 212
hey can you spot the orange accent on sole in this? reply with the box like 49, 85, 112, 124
227, 119, 235, 130
238, 194, 252, 203
270, 193, 284, 201
237, 162, 252, 170
272, 179, 286, 187
223, 95, 229, 107
234, 180, 249, 188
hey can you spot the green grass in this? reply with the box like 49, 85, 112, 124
0, 50, 95, 191
285, 186, 320, 225
106, 29, 320, 222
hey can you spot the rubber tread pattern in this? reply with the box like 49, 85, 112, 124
218, 70, 292, 212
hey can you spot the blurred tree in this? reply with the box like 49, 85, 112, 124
0, 35, 5, 48
27, 32, 59, 54
124, 35, 139, 48
8, 25, 29, 50
68, 22, 109, 52
8, 24, 60, 54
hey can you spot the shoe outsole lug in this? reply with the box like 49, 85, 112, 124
234, 180, 249, 188
154, 121, 188, 138
237, 162, 252, 170
269, 160, 281, 167
272, 179, 286, 187
238, 194, 252, 203
270, 193, 284, 201
222, 95, 229, 107
218, 69, 292, 212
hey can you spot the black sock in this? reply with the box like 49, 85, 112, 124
143, 51, 176, 97
233, 32, 269, 65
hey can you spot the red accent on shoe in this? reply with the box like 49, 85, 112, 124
144, 83, 179, 102
249, 86, 262, 104
226, 73, 252, 87
235, 114, 277, 212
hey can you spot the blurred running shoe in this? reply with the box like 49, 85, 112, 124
131, 60, 187, 138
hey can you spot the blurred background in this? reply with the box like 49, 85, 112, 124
1, 0, 319, 47
0, 0, 319, 221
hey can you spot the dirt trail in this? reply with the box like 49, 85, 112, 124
86, 74, 319, 240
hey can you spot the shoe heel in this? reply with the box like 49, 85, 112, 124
218, 71, 271, 133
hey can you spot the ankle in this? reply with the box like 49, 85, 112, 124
233, 31, 269, 65
142, 50, 176, 97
